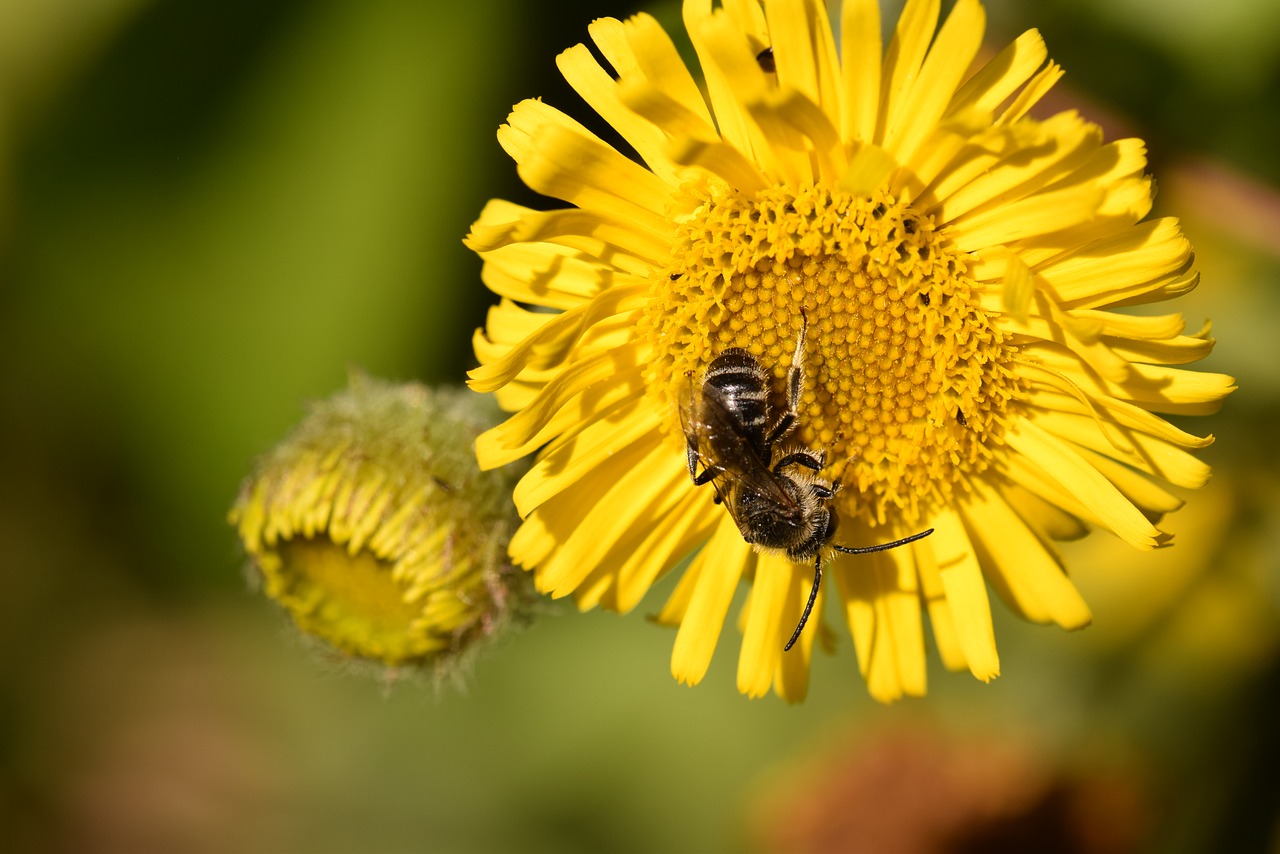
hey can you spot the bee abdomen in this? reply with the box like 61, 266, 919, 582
706, 348, 769, 429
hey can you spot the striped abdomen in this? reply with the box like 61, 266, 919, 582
704, 348, 770, 452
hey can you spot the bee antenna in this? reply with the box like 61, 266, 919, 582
831, 527, 934, 556
783, 558, 822, 652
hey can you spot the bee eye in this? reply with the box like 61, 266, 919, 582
756, 47, 775, 74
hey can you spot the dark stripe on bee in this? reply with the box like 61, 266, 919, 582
706, 349, 769, 427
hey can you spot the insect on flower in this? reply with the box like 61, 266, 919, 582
680, 314, 934, 651
466, 0, 1235, 702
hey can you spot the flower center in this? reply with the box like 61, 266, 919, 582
641, 184, 1022, 525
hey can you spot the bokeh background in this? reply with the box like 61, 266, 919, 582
2, 0, 1278, 851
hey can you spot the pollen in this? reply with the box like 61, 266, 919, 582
642, 184, 1022, 525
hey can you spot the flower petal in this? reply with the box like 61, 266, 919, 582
947, 184, 1106, 250
737, 551, 795, 698
518, 122, 675, 226
948, 29, 1047, 118
473, 345, 649, 465
840, 0, 882, 142
595, 13, 714, 128
879, 0, 941, 146
1004, 417, 1162, 549
929, 507, 1001, 681
532, 434, 686, 596
960, 481, 1093, 629
513, 403, 663, 518
670, 517, 752, 686
466, 198, 669, 263
469, 283, 650, 392
882, 0, 985, 167
764, 0, 842, 126
833, 529, 927, 702
557, 43, 685, 186
596, 491, 717, 613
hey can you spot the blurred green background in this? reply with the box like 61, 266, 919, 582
2, 0, 1278, 851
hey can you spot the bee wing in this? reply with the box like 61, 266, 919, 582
678, 372, 709, 481
684, 384, 803, 537
680, 375, 758, 481
677, 372, 699, 446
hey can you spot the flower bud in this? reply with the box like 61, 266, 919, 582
229, 375, 531, 675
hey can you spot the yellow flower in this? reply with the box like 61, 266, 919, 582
466, 0, 1234, 701
229, 376, 531, 675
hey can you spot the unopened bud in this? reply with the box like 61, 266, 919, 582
229, 374, 531, 676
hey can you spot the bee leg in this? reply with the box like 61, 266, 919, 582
687, 442, 723, 487
772, 449, 825, 473
787, 311, 808, 411
766, 311, 810, 449
831, 527, 935, 555
784, 555, 822, 652
692, 465, 722, 487
765, 411, 795, 448
693, 469, 719, 486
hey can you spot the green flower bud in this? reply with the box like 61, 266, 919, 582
229, 375, 532, 676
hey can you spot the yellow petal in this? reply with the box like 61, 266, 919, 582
475, 370, 645, 469
914, 531, 969, 672
882, 0, 985, 166
1033, 408, 1214, 490
497, 97, 595, 166
532, 433, 682, 596
469, 283, 649, 392
683, 0, 760, 163
670, 516, 752, 686
764, 0, 841, 125
598, 13, 714, 128
696, 8, 809, 185
737, 551, 794, 698
832, 532, 927, 702
1026, 346, 1236, 412
879, 0, 940, 146
947, 184, 1105, 250
556, 43, 684, 186
750, 87, 841, 181
1073, 445, 1185, 520
840, 0, 881, 142
1001, 482, 1088, 541
666, 135, 771, 193
518, 123, 674, 226
477, 241, 631, 307
1000, 451, 1113, 534
604, 491, 717, 613
466, 199, 664, 263
960, 481, 1093, 629
513, 405, 662, 517
929, 507, 1000, 681
999, 60, 1063, 124
1001, 248, 1034, 324
773, 623, 813, 703
948, 29, 1047, 118
1004, 417, 1162, 549
472, 345, 647, 463
933, 112, 1100, 225
1029, 218, 1192, 304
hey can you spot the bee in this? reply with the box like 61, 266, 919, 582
679, 315, 934, 651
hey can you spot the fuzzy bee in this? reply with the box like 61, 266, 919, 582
679, 315, 933, 650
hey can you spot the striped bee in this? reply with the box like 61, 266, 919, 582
680, 315, 933, 650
